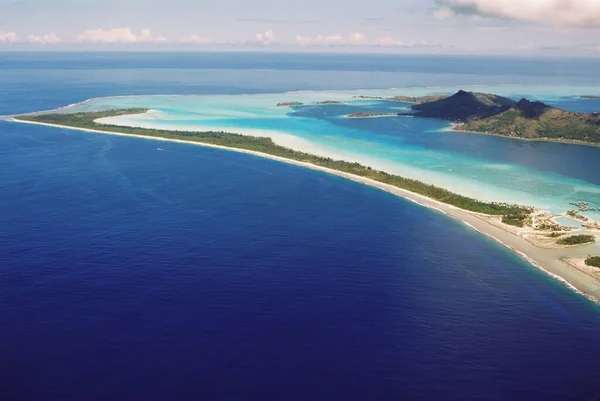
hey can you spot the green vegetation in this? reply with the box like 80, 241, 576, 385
411, 90, 516, 122
585, 256, 600, 268
567, 210, 588, 221
405, 90, 600, 144
277, 102, 303, 107
547, 232, 564, 238
317, 100, 344, 105
501, 212, 530, 227
390, 95, 449, 104
455, 99, 600, 144
352, 94, 449, 104
16, 109, 534, 217
557, 235, 595, 246
536, 221, 560, 231
347, 112, 398, 118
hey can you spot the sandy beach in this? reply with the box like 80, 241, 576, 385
10, 116, 600, 304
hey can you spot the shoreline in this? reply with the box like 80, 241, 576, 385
10, 116, 600, 304
450, 126, 600, 149
344, 114, 408, 119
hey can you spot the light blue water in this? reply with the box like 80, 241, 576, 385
60, 85, 600, 220
555, 216, 585, 228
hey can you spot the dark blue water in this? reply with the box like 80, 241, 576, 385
1, 53, 600, 401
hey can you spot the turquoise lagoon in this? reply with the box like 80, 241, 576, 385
62, 85, 600, 219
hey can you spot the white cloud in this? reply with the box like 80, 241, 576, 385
348, 32, 367, 44
293, 33, 441, 48
0, 31, 18, 43
295, 35, 313, 46
304, 32, 367, 46
255, 29, 275, 44
315, 33, 345, 45
75, 28, 166, 44
26, 33, 61, 44
180, 35, 213, 44
436, 0, 600, 27
378, 36, 440, 48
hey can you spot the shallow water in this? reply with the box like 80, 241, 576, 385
555, 216, 585, 228
65, 85, 600, 220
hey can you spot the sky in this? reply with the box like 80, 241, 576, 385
0, 0, 599, 55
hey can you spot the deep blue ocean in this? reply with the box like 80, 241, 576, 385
1, 52, 600, 401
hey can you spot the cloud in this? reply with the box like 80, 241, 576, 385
255, 29, 275, 44
435, 0, 600, 27
298, 32, 368, 46
0, 31, 18, 43
75, 28, 166, 43
315, 33, 345, 45
294, 35, 313, 46
378, 36, 441, 48
26, 33, 61, 44
348, 32, 367, 44
180, 35, 213, 44
294, 33, 439, 48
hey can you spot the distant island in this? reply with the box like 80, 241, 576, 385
277, 102, 304, 107
347, 112, 399, 118
317, 100, 344, 105
353, 94, 448, 104
406, 90, 600, 144
581, 95, 600, 99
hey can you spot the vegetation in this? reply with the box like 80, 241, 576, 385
16, 109, 534, 217
585, 256, 600, 268
317, 100, 344, 105
277, 102, 303, 107
536, 222, 560, 231
403, 90, 600, 144
411, 90, 517, 121
547, 231, 564, 238
347, 112, 399, 118
501, 212, 530, 227
454, 99, 600, 144
557, 235, 596, 246
352, 94, 449, 104
567, 210, 588, 221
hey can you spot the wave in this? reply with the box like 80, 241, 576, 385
460, 221, 600, 305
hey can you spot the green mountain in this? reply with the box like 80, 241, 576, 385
410, 90, 600, 144
410, 90, 516, 121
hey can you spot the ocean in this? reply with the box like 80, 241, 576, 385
1, 52, 600, 401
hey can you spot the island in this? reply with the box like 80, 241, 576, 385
586, 256, 600, 267
13, 109, 530, 218
317, 100, 344, 105
277, 102, 304, 107
557, 234, 596, 246
10, 108, 600, 304
353, 94, 448, 104
347, 112, 399, 118
407, 90, 600, 144
581, 95, 600, 99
